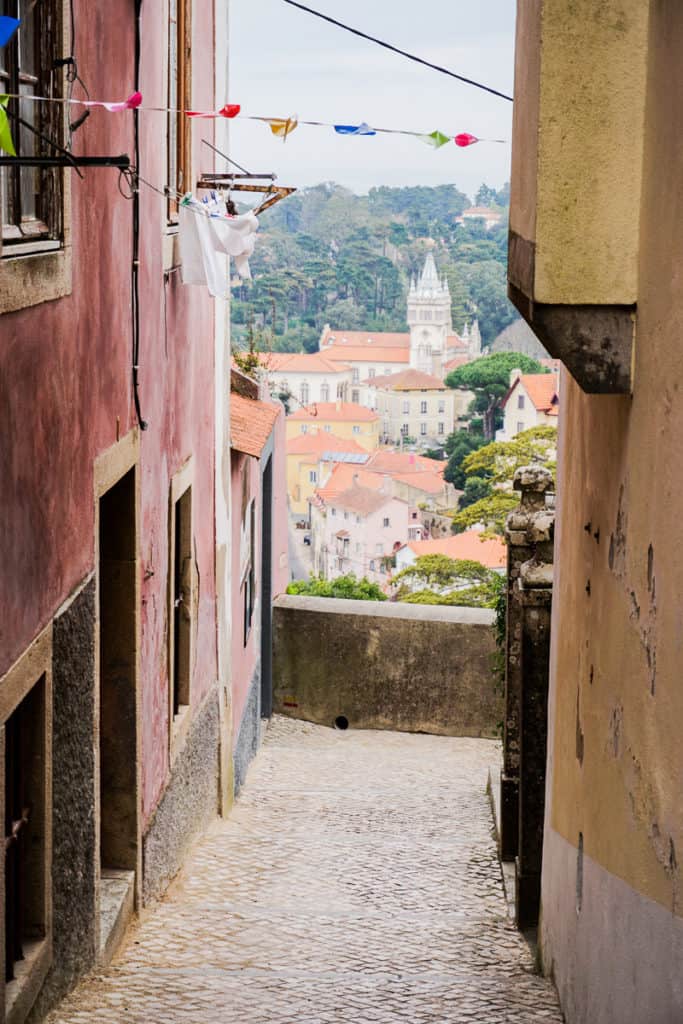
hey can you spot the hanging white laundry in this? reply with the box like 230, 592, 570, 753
178, 195, 259, 293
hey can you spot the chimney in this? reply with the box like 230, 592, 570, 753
510, 367, 523, 385
352, 473, 360, 486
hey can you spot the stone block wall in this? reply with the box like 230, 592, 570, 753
273, 596, 500, 737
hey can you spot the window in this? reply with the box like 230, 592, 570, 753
1, 0, 63, 252
320, 383, 330, 402
517, 421, 525, 434
299, 382, 309, 406
300, 424, 307, 434
309, 470, 317, 483
401, 424, 409, 436
402, 400, 410, 414
368, 368, 376, 379
411, 511, 418, 520
324, 424, 331, 433
420, 423, 427, 436
518, 395, 525, 409
331, 508, 336, 516
438, 422, 445, 435
168, 0, 191, 219
352, 368, 360, 384
356, 515, 361, 524
375, 543, 383, 555
438, 400, 445, 413
383, 517, 390, 528
384, 368, 391, 375
352, 425, 360, 435
240, 497, 256, 646
420, 401, 428, 414
344, 511, 348, 520
352, 389, 360, 403
369, 560, 375, 571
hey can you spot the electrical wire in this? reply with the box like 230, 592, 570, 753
280, 0, 514, 103
132, 0, 147, 430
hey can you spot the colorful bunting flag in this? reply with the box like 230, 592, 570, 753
82, 91, 142, 113
0, 96, 16, 156
267, 115, 298, 141
0, 16, 20, 48
187, 103, 241, 119
454, 132, 479, 147
420, 130, 450, 149
334, 122, 376, 136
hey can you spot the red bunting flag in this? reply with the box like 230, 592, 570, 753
454, 133, 479, 147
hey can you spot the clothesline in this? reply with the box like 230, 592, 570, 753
0, 91, 507, 151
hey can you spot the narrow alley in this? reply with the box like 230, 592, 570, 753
48, 718, 563, 1024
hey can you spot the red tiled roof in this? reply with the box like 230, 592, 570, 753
316, 464, 384, 503
503, 373, 559, 414
322, 345, 410, 365
259, 352, 351, 374
364, 369, 446, 390
286, 432, 367, 456
366, 451, 445, 477
230, 393, 280, 459
391, 472, 445, 495
331, 485, 392, 517
320, 328, 410, 349
443, 355, 470, 374
405, 531, 507, 569
288, 401, 379, 423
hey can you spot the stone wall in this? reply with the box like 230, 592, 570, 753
273, 596, 500, 737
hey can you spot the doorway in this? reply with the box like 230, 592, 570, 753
260, 455, 273, 719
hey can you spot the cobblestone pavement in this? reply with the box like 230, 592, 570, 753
48, 717, 563, 1023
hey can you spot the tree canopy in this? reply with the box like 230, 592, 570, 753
445, 352, 548, 439
287, 574, 387, 601
394, 555, 504, 608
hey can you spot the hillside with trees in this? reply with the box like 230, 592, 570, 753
233, 181, 518, 354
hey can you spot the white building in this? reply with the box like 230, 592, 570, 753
319, 253, 481, 393
360, 368, 461, 445
258, 352, 353, 409
497, 369, 560, 441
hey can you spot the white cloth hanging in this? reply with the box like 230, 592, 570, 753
179, 195, 259, 297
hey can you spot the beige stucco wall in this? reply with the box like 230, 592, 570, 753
539, 6, 683, 1019
273, 596, 500, 737
286, 416, 380, 452
512, 0, 650, 306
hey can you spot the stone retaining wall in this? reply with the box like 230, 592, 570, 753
273, 595, 501, 737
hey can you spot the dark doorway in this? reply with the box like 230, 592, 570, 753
98, 469, 138, 872
260, 455, 273, 719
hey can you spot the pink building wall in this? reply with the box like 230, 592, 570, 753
0, 0, 218, 826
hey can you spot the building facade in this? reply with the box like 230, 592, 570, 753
259, 352, 353, 410
285, 432, 368, 517
361, 368, 460, 445
508, 3, 683, 1021
286, 401, 381, 452
497, 371, 559, 440
0, 1, 232, 1019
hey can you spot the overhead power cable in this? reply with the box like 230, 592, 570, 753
281, 0, 514, 103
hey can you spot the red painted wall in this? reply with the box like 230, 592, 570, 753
0, 0, 218, 825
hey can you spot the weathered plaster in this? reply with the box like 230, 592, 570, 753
273, 596, 500, 737
233, 664, 261, 797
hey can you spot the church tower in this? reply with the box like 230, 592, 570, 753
407, 254, 453, 376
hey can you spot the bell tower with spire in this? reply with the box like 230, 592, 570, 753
407, 254, 453, 375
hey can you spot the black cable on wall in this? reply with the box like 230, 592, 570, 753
132, 0, 147, 430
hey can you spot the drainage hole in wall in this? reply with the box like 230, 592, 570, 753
334, 715, 349, 731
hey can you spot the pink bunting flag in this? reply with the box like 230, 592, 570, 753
82, 91, 142, 113
186, 103, 241, 119
454, 133, 479, 147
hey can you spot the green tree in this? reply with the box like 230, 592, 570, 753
287, 574, 387, 601
451, 425, 557, 534
443, 430, 486, 487
394, 555, 503, 608
458, 476, 491, 510
445, 352, 547, 440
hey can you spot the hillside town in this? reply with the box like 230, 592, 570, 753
256, 252, 557, 591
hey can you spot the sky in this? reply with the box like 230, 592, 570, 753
229, 0, 516, 201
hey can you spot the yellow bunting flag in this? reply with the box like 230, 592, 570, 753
0, 95, 16, 156
267, 114, 299, 141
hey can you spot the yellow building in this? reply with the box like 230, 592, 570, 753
286, 401, 381, 453
285, 431, 368, 517
509, 4, 683, 1022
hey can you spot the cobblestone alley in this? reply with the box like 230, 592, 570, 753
48, 718, 563, 1023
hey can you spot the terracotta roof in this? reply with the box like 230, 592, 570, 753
322, 345, 410, 365
316, 464, 384, 503
366, 451, 445, 477
364, 369, 446, 391
286, 432, 367, 456
405, 531, 507, 569
503, 373, 559, 414
331, 484, 392, 517
259, 352, 351, 374
230, 393, 280, 459
288, 401, 379, 423
320, 328, 410, 349
391, 472, 445, 496
443, 355, 470, 374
